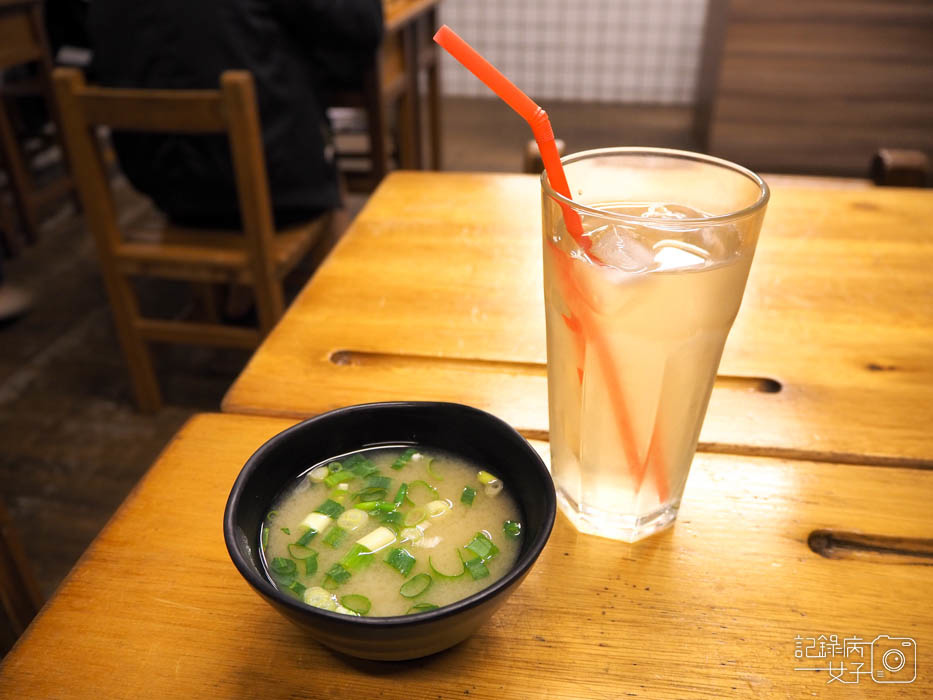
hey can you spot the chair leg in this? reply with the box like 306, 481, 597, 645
399, 26, 423, 169
252, 278, 283, 337
0, 500, 43, 651
363, 66, 389, 182
0, 99, 39, 244
0, 194, 23, 257
105, 273, 162, 412
426, 6, 443, 171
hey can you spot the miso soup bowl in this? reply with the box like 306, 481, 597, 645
223, 401, 556, 661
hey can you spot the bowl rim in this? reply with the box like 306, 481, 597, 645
223, 400, 556, 628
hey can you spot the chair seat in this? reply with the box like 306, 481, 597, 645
114, 214, 329, 283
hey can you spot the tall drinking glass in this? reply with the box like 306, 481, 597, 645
541, 148, 769, 542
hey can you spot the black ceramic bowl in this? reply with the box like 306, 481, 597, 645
224, 401, 555, 660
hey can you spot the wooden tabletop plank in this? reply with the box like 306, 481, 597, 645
223, 172, 933, 467
1, 413, 930, 698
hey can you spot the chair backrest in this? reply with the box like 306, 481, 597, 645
50, 67, 282, 327
0, 0, 45, 70
0, 500, 43, 657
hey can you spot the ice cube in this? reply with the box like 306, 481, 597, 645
640, 203, 690, 220
652, 240, 710, 271
586, 223, 655, 272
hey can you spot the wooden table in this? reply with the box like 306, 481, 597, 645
223, 171, 933, 468
1, 412, 929, 697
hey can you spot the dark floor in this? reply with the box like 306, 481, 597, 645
0, 97, 692, 602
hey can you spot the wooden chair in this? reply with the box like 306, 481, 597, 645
0, 0, 77, 254
0, 500, 43, 657
331, 0, 443, 192
51, 67, 330, 412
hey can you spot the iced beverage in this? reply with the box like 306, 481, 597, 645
541, 149, 768, 542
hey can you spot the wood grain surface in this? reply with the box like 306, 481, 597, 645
708, 0, 933, 177
1, 413, 930, 698
222, 171, 933, 467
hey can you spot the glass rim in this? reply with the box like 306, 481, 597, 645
540, 146, 770, 225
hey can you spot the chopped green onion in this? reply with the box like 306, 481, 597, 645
337, 508, 369, 532
327, 461, 344, 472
426, 459, 443, 481
399, 527, 423, 545
356, 487, 388, 503
429, 551, 465, 579
461, 486, 476, 505
266, 510, 279, 521
287, 544, 317, 559
323, 526, 347, 548
399, 573, 432, 598
288, 581, 307, 597
261, 527, 269, 549
328, 486, 351, 504
404, 507, 427, 527
385, 547, 417, 576
393, 483, 408, 506
308, 465, 330, 482
366, 475, 392, 490
324, 470, 355, 489
303, 586, 337, 610
477, 470, 499, 485
280, 527, 291, 535
465, 532, 499, 561
357, 526, 398, 552
270, 557, 297, 577
407, 603, 439, 614
340, 543, 374, 572
270, 556, 297, 585
355, 500, 392, 512
304, 555, 318, 576
296, 528, 316, 546
345, 454, 378, 477
315, 499, 345, 519
379, 510, 405, 529
407, 480, 438, 505
391, 447, 418, 470
425, 500, 451, 518
324, 563, 351, 587
340, 594, 372, 615
356, 526, 397, 552
485, 481, 503, 497
503, 520, 522, 538
463, 557, 489, 580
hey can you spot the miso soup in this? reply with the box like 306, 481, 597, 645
261, 446, 523, 617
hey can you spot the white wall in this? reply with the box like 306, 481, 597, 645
438, 0, 708, 105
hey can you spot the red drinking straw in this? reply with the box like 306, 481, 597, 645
433, 26, 592, 255
433, 25, 670, 503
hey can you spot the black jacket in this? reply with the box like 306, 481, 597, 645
88, 0, 382, 228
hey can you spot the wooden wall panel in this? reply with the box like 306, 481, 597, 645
708, 0, 933, 178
